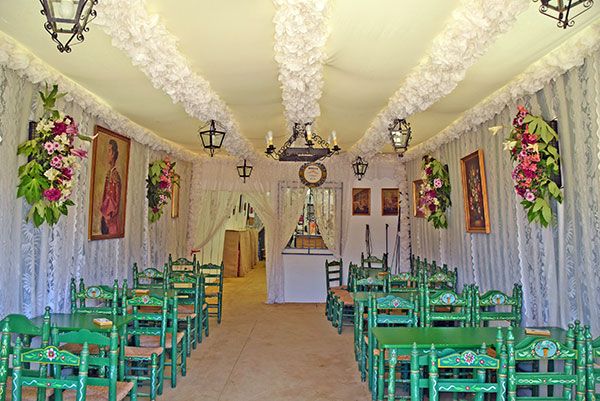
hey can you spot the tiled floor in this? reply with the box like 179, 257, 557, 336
161, 262, 371, 401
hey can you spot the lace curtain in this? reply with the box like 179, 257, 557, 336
0, 66, 192, 317
407, 52, 600, 331
312, 186, 342, 257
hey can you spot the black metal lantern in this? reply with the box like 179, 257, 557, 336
198, 120, 226, 157
533, 0, 594, 29
389, 118, 412, 157
39, 0, 98, 53
236, 159, 253, 183
352, 156, 369, 181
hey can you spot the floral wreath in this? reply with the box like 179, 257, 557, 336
146, 157, 179, 223
418, 155, 451, 229
16, 85, 91, 226
505, 105, 562, 227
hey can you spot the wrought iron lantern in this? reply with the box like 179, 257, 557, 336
236, 159, 253, 183
198, 120, 226, 157
389, 118, 412, 157
352, 156, 369, 181
533, 0, 594, 29
39, 0, 98, 53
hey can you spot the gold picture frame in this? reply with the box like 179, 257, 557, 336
460, 149, 490, 233
381, 188, 399, 216
88, 125, 131, 240
352, 188, 371, 216
171, 174, 180, 218
412, 179, 425, 218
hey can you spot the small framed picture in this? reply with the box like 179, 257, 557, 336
460, 149, 490, 233
171, 174, 180, 219
381, 188, 399, 216
352, 188, 371, 216
412, 179, 426, 218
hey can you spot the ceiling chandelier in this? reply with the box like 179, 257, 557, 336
389, 118, 412, 157
39, 0, 98, 53
265, 123, 341, 162
533, 0, 594, 29
236, 159, 253, 183
352, 156, 369, 181
198, 119, 226, 157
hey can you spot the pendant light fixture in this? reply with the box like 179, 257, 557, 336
388, 118, 412, 157
236, 159, 253, 183
533, 0, 594, 29
352, 156, 369, 181
39, 0, 98, 53
198, 120, 226, 157
265, 123, 340, 162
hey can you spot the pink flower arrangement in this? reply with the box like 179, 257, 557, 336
147, 157, 179, 223
418, 155, 451, 229
505, 105, 562, 227
17, 85, 91, 226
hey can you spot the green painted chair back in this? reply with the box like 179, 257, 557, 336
422, 285, 473, 327
325, 259, 343, 290
507, 324, 585, 401
124, 292, 169, 348
198, 263, 224, 323
387, 272, 419, 293
427, 343, 507, 401
352, 276, 386, 293
168, 272, 202, 312
347, 263, 362, 290
361, 252, 388, 271
473, 284, 522, 327
425, 269, 457, 291
70, 278, 119, 315
11, 337, 89, 401
585, 326, 600, 401
132, 263, 166, 289
168, 254, 197, 274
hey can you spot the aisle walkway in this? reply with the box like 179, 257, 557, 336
162, 262, 370, 401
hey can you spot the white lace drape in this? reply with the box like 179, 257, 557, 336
0, 66, 192, 317
407, 52, 600, 332
312, 186, 342, 257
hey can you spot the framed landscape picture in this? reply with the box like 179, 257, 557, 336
460, 149, 490, 233
381, 188, 399, 216
352, 188, 371, 216
171, 174, 180, 218
412, 179, 426, 218
88, 125, 131, 240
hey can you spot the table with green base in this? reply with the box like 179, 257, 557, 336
372, 326, 567, 401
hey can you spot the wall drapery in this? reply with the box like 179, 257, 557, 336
0, 66, 192, 317
407, 53, 600, 330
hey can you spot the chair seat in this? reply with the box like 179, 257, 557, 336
63, 381, 134, 401
5, 380, 54, 401
178, 312, 197, 319
330, 285, 347, 291
330, 288, 349, 296
338, 293, 354, 306
138, 305, 162, 313
59, 342, 101, 355
140, 332, 184, 348
124, 345, 163, 358
178, 305, 195, 314
205, 287, 221, 295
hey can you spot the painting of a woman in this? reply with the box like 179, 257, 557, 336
89, 126, 130, 240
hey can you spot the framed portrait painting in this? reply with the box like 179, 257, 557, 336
381, 188, 399, 216
460, 149, 490, 233
352, 188, 371, 216
171, 174, 180, 219
88, 125, 131, 240
412, 179, 426, 218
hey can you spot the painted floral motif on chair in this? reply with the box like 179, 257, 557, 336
440, 292, 457, 305
86, 287, 101, 299
533, 340, 558, 358
491, 293, 506, 305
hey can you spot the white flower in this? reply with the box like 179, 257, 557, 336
44, 168, 60, 181
504, 140, 517, 151
527, 143, 539, 152
56, 133, 69, 146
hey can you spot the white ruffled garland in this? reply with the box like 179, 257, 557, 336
95, 0, 258, 160
0, 32, 198, 163
273, 0, 329, 124
350, 0, 528, 159
404, 19, 600, 162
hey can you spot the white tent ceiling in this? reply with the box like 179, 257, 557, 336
0, 1, 599, 156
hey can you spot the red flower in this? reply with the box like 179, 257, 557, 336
159, 181, 170, 189
425, 167, 433, 175
428, 203, 437, 212
52, 121, 67, 135
43, 188, 62, 202
62, 167, 74, 180
71, 148, 88, 159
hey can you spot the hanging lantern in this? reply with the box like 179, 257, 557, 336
389, 118, 412, 157
198, 120, 226, 157
39, 0, 98, 53
352, 156, 369, 181
236, 159, 253, 183
533, 0, 594, 29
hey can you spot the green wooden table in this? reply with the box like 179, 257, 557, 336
30, 312, 133, 333
372, 326, 567, 401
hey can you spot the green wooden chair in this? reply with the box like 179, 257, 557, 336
473, 284, 523, 327
364, 294, 418, 393
361, 252, 389, 271
507, 324, 585, 401
421, 285, 473, 327
11, 339, 89, 401
167, 254, 197, 274
70, 278, 119, 315
51, 327, 137, 401
387, 272, 419, 294
167, 272, 206, 354
352, 276, 386, 293
0, 310, 52, 401
132, 263, 166, 290
426, 343, 507, 401
424, 269, 457, 291
325, 259, 345, 322
197, 263, 224, 324
584, 325, 600, 401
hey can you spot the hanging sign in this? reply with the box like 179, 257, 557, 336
299, 162, 327, 188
